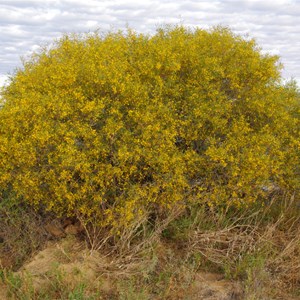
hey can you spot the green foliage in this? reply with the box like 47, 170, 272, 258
117, 279, 150, 300
0, 268, 100, 300
0, 25, 299, 230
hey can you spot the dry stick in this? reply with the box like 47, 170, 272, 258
92, 206, 184, 275
76, 213, 111, 253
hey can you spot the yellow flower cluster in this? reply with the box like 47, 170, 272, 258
0, 26, 299, 229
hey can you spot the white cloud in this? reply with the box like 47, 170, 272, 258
0, 74, 9, 88
0, 0, 299, 86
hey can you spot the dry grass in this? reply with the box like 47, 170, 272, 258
0, 193, 299, 299
186, 194, 300, 298
75, 205, 184, 277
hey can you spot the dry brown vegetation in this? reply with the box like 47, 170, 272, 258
1, 193, 299, 299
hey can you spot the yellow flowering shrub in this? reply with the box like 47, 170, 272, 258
0, 26, 299, 228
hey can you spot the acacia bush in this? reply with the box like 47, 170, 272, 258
0, 26, 299, 229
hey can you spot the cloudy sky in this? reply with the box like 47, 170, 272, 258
0, 0, 299, 87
